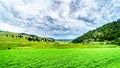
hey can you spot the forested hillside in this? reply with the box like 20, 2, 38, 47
72, 19, 120, 43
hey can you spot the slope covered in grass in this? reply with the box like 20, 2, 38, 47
1, 48, 120, 68
0, 31, 55, 43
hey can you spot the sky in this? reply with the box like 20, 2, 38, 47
0, 0, 120, 39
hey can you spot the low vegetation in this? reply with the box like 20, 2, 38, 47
1, 48, 120, 68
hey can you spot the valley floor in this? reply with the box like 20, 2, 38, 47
1, 48, 120, 68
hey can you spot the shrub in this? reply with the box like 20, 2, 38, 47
111, 38, 120, 45
28, 37, 33, 41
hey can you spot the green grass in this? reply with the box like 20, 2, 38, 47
1, 48, 120, 68
0, 41, 118, 50
0, 36, 118, 50
0, 34, 120, 68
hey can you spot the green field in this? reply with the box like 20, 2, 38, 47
0, 33, 120, 68
0, 36, 118, 50
1, 48, 120, 68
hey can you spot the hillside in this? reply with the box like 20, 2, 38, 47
0, 31, 55, 42
72, 19, 120, 43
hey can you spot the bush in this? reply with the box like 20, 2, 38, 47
28, 37, 33, 41
111, 38, 120, 45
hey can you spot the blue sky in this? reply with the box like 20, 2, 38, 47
0, 0, 120, 39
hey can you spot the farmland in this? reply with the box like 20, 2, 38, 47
1, 48, 120, 68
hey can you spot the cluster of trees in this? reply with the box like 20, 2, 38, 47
27, 37, 55, 42
72, 19, 120, 43
6, 33, 55, 42
111, 38, 120, 45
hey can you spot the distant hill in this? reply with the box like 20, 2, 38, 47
72, 19, 120, 43
0, 31, 55, 42
56, 39, 73, 42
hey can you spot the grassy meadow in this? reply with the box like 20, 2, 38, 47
0, 35, 118, 50
0, 35, 120, 68
1, 48, 120, 68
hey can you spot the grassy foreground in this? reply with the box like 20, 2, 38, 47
1, 48, 120, 68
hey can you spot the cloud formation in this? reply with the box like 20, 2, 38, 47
0, 0, 120, 39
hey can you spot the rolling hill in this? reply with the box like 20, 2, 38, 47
0, 30, 55, 42
72, 19, 120, 43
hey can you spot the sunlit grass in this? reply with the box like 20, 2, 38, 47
1, 48, 120, 68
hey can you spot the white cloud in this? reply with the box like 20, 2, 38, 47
0, 21, 24, 33
0, 0, 120, 39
